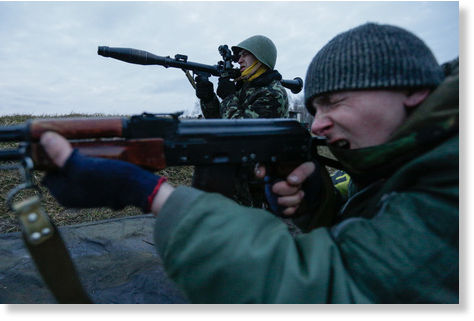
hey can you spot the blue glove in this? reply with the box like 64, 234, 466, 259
42, 150, 166, 212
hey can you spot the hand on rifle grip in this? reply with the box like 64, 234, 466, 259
195, 75, 214, 102
216, 77, 236, 100
264, 176, 286, 216
255, 162, 317, 216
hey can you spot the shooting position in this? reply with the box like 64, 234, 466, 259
2, 22, 459, 303
195, 35, 290, 120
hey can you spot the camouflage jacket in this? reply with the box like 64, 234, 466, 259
200, 70, 289, 119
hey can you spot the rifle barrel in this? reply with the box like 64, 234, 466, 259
0, 125, 28, 142
0, 149, 24, 161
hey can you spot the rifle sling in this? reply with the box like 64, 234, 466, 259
22, 222, 92, 304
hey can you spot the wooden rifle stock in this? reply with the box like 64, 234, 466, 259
23, 116, 169, 171
30, 139, 167, 171
25, 117, 162, 170
28, 118, 124, 140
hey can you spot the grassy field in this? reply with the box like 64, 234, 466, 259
0, 114, 194, 234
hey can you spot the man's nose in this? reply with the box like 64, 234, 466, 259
311, 115, 332, 136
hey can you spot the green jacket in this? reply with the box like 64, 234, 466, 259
154, 59, 459, 303
200, 70, 289, 119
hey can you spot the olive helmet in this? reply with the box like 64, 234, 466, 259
232, 35, 277, 70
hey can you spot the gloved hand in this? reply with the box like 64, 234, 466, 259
195, 75, 214, 102
42, 150, 167, 212
216, 77, 236, 100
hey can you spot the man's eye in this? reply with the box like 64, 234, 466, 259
328, 95, 346, 105
315, 103, 335, 114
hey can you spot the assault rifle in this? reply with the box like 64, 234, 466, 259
0, 113, 340, 303
1, 111, 343, 223
97, 46, 304, 94
0, 113, 342, 183
0, 112, 344, 211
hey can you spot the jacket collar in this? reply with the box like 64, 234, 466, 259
236, 70, 282, 90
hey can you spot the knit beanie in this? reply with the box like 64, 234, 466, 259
304, 23, 444, 114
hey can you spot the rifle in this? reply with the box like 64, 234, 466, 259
0, 112, 343, 171
97, 46, 304, 94
0, 113, 341, 303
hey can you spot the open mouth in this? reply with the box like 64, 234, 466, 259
332, 139, 350, 149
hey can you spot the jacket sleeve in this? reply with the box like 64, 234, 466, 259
154, 186, 370, 303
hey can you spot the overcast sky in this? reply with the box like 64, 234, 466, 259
0, 1, 460, 116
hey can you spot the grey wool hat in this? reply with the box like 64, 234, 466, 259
304, 22, 444, 114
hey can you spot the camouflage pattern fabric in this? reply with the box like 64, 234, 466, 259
200, 70, 289, 119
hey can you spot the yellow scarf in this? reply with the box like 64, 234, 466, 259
238, 61, 268, 82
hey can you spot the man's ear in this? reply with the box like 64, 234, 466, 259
405, 89, 431, 108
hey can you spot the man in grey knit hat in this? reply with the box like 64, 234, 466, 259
40, 22, 458, 303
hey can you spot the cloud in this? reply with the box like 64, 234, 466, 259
0, 1, 459, 116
